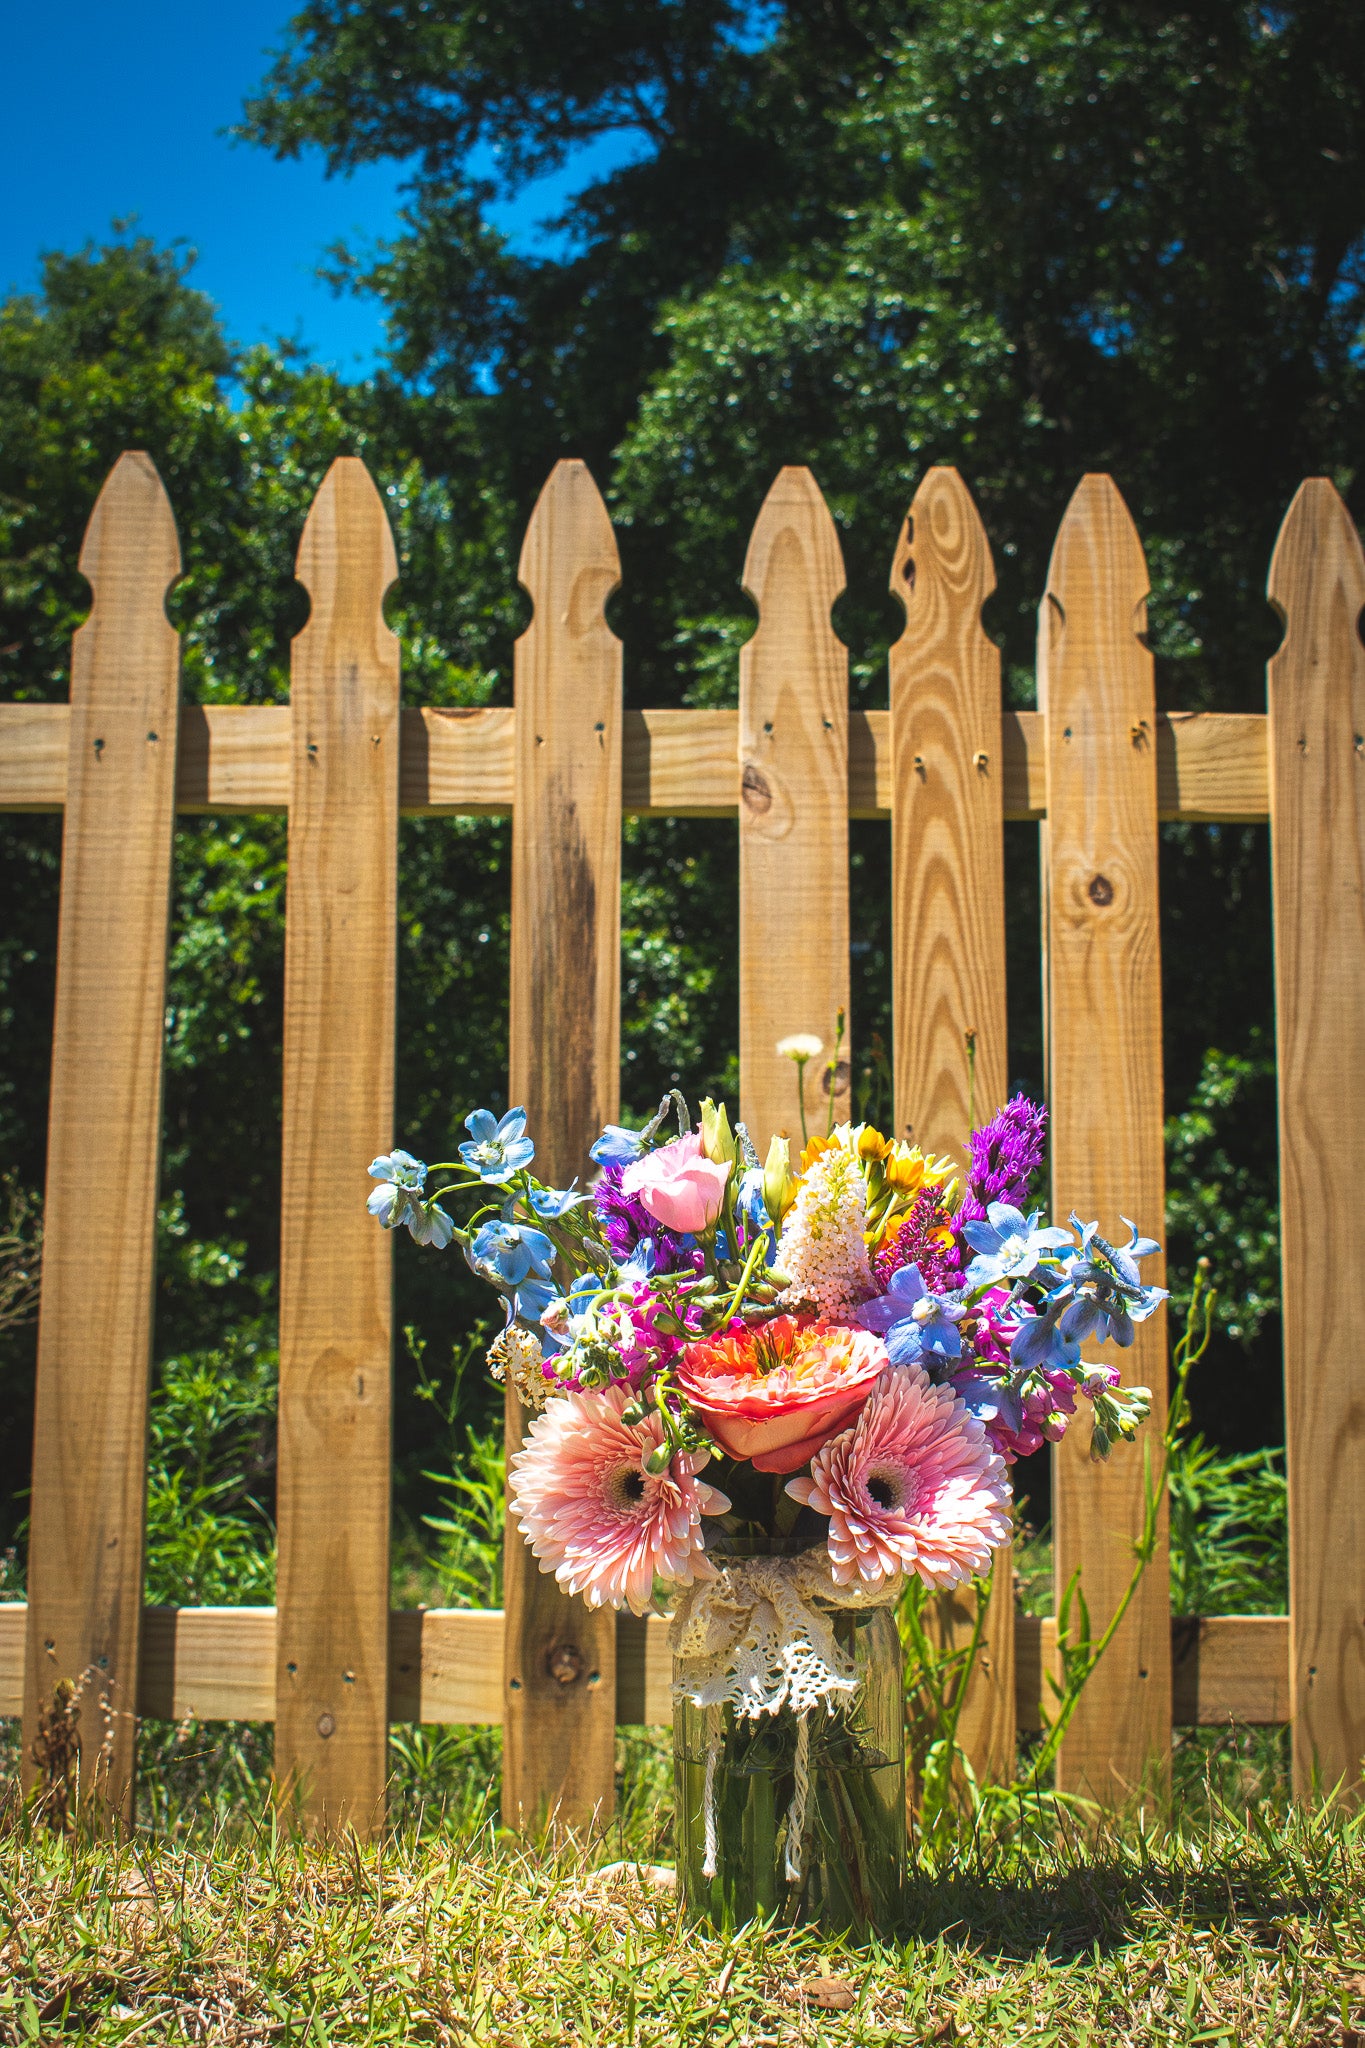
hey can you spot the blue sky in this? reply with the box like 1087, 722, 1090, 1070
2, 0, 641, 378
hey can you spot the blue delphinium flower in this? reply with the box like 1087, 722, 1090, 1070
367, 1154, 455, 1248
1058, 1216, 1166, 1347
367, 1151, 428, 1229
528, 1182, 589, 1219
962, 1203, 1074, 1292
618, 1239, 658, 1282
1008, 1295, 1081, 1374
458, 1107, 535, 1183
857, 1263, 966, 1364
406, 1198, 455, 1250
736, 1171, 777, 1261
950, 1367, 1025, 1437
471, 1217, 555, 1287
735, 1168, 770, 1232
589, 1123, 645, 1167
514, 1275, 558, 1327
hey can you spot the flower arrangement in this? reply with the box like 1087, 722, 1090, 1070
367, 1082, 1159, 1617
368, 1061, 1160, 1928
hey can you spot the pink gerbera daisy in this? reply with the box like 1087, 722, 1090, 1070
509, 1385, 730, 1615
786, 1367, 1011, 1590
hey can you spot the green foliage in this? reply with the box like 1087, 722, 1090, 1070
1169, 1436, 1288, 1620
399, 1326, 504, 1609
0, 1177, 40, 1339
144, 1338, 277, 1607
1165, 1040, 1281, 1348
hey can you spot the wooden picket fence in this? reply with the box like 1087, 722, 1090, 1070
0, 448, 1362, 1837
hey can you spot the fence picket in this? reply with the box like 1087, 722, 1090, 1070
504, 460, 622, 1830
1039, 475, 1171, 1802
1266, 481, 1365, 1805
275, 458, 400, 1836
889, 467, 1015, 1782
21, 452, 182, 1826
739, 469, 850, 1147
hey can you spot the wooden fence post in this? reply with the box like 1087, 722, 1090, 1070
22, 453, 182, 1827
1267, 481, 1365, 1806
504, 460, 621, 1831
275, 458, 400, 1836
889, 467, 1015, 1783
739, 469, 850, 1147
1039, 475, 1171, 1802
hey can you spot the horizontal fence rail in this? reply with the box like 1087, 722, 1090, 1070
1, 448, 1362, 1835
0, 700, 1272, 821
0, 1604, 1294, 1731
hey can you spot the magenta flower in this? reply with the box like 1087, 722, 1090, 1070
509, 1385, 730, 1615
950, 1363, 1094, 1462
786, 1367, 1010, 1590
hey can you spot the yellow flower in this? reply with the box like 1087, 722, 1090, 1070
699, 1097, 737, 1167
763, 1133, 799, 1223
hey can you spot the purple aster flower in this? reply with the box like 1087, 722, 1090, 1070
956, 1094, 1048, 1228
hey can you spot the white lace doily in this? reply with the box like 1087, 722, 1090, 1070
669, 1547, 903, 1721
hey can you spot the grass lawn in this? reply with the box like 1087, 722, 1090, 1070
1, 1732, 1362, 2047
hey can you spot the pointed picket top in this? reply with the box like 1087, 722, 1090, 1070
742, 464, 846, 620
887, 463, 1006, 1167
1264, 475, 1365, 1807
76, 451, 181, 651
517, 458, 621, 651
1041, 473, 1149, 677
889, 464, 995, 637
294, 457, 399, 653
1267, 476, 1365, 652
737, 465, 850, 1145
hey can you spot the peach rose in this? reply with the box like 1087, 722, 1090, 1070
675, 1314, 889, 1474
621, 1131, 731, 1235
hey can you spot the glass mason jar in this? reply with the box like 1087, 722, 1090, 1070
673, 1597, 906, 1935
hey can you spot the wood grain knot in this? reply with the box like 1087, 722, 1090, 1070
316, 1712, 336, 1739
1088, 874, 1115, 907
547, 1643, 585, 1686
741, 763, 773, 814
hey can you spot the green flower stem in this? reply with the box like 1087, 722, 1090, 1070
721, 1229, 770, 1324
825, 1008, 846, 1138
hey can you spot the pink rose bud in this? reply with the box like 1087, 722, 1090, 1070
620, 1131, 731, 1235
